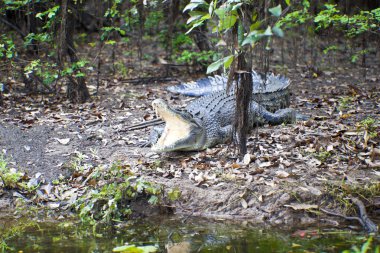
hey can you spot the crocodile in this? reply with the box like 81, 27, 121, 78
127, 71, 291, 132
144, 72, 295, 152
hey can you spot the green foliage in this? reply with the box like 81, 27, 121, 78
62, 59, 90, 78
338, 96, 354, 111
113, 244, 158, 253
206, 54, 234, 74
0, 220, 37, 252
323, 45, 339, 55
101, 26, 126, 41
278, 0, 312, 29
23, 58, 91, 85
167, 188, 181, 201
0, 155, 23, 189
145, 10, 164, 31
74, 163, 162, 224
0, 0, 97, 94
173, 34, 193, 51
280, 2, 380, 47
278, 10, 312, 29
357, 117, 378, 139
358, 117, 377, 132
115, 60, 129, 78
269, 4, 282, 17
24, 60, 59, 85
185, 0, 286, 73
342, 237, 379, 253
314, 4, 340, 30
281, 3, 380, 38
104, 0, 121, 18
314, 150, 332, 163
351, 49, 369, 63
1, 0, 32, 11
0, 35, 16, 59
177, 50, 217, 66
24, 32, 52, 47
36, 5, 60, 29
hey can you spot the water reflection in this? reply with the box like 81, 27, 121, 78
0, 216, 376, 253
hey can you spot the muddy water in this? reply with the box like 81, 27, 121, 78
0, 216, 375, 253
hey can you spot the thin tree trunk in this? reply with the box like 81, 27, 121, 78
136, 0, 145, 62
57, 0, 90, 103
234, 53, 253, 156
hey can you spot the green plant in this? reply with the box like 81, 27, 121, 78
74, 163, 162, 224
358, 118, 378, 133
324, 181, 380, 216
114, 60, 129, 78
185, 0, 287, 74
177, 50, 217, 66
323, 45, 339, 55
357, 117, 378, 147
0, 155, 23, 189
0, 220, 37, 252
351, 49, 370, 63
338, 96, 354, 111
173, 34, 193, 51
315, 150, 332, 163
342, 236, 380, 253
167, 188, 181, 201
70, 152, 90, 172
278, 0, 312, 29
145, 10, 164, 32
0, 35, 16, 59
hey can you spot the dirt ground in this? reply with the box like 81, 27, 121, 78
0, 39, 379, 228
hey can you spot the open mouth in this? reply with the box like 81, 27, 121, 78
151, 99, 195, 152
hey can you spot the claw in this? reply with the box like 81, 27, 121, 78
139, 141, 151, 148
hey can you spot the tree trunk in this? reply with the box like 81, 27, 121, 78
234, 52, 253, 156
191, 24, 211, 52
136, 0, 145, 61
57, 0, 90, 103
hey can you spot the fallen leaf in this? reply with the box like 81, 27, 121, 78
243, 153, 252, 165
241, 198, 248, 209
55, 138, 70, 145
284, 203, 318, 210
276, 170, 290, 178
258, 161, 273, 168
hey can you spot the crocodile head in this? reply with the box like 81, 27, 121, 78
151, 99, 205, 152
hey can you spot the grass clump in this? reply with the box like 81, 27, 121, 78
73, 162, 163, 225
0, 155, 24, 189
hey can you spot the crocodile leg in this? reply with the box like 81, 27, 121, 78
251, 102, 296, 125
140, 126, 164, 147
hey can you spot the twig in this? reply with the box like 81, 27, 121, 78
0, 16, 26, 38
321, 197, 378, 233
351, 197, 378, 233
123, 118, 164, 131
121, 76, 178, 85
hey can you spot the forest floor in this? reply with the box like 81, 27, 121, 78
0, 41, 379, 230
